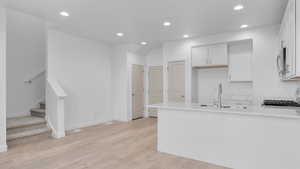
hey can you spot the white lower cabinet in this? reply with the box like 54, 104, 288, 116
228, 40, 253, 82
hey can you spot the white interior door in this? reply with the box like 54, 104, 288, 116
168, 61, 185, 103
148, 66, 163, 117
132, 64, 144, 119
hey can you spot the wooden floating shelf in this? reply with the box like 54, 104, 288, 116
192, 65, 228, 69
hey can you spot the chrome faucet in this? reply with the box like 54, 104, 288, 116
216, 83, 222, 109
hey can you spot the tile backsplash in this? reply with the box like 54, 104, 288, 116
193, 68, 253, 105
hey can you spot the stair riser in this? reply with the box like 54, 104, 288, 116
7, 123, 47, 135
7, 121, 46, 130
31, 112, 45, 118
40, 103, 46, 109
7, 130, 51, 141
7, 117, 46, 130
7, 132, 51, 146
7, 125, 51, 141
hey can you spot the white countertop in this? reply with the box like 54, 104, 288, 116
148, 103, 300, 119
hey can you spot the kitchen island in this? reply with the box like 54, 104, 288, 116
148, 103, 300, 169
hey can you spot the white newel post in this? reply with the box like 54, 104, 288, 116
56, 97, 65, 138
46, 79, 67, 139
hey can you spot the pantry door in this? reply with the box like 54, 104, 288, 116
168, 61, 185, 103
132, 64, 144, 119
148, 66, 163, 117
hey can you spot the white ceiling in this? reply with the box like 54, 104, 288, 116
0, 0, 288, 46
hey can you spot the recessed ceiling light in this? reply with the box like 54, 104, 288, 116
116, 33, 124, 37
141, 42, 147, 45
234, 4, 244, 11
163, 22, 171, 27
240, 24, 249, 29
60, 11, 69, 17
183, 34, 189, 38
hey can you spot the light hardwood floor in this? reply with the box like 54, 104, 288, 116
0, 118, 230, 169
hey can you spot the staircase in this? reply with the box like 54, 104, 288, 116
7, 101, 51, 143
30, 101, 46, 117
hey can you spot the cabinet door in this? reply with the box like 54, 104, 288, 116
287, 0, 296, 77
208, 43, 228, 65
192, 46, 209, 67
296, 0, 300, 76
228, 40, 252, 82
281, 0, 296, 78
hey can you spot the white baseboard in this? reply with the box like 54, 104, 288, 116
113, 118, 130, 122
0, 144, 7, 152
66, 119, 113, 131
52, 131, 65, 139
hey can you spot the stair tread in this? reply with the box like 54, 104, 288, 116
39, 101, 46, 108
7, 126, 50, 141
7, 123, 47, 134
7, 116, 46, 129
30, 108, 45, 113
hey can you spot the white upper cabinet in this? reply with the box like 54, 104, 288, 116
279, 0, 295, 78
192, 43, 227, 67
279, 0, 300, 80
228, 40, 253, 82
208, 43, 228, 65
192, 46, 209, 67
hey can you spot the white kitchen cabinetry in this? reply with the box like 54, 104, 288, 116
192, 46, 209, 67
192, 43, 228, 68
228, 40, 253, 82
279, 0, 300, 79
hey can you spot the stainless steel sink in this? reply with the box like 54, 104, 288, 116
199, 104, 248, 110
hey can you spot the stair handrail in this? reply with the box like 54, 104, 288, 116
24, 69, 46, 84
47, 78, 67, 99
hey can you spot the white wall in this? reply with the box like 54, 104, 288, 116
146, 48, 163, 66
6, 9, 46, 118
145, 48, 163, 116
111, 45, 129, 121
0, 6, 7, 152
163, 25, 300, 106
111, 44, 146, 121
47, 30, 112, 130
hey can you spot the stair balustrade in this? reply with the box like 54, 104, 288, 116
46, 78, 67, 138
